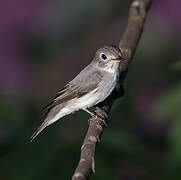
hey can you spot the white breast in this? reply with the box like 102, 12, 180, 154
48, 68, 120, 125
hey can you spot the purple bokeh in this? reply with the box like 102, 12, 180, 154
0, 0, 180, 95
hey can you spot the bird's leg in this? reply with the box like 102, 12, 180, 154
82, 108, 107, 127
93, 108, 108, 127
82, 108, 96, 117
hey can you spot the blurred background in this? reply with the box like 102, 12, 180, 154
0, 0, 181, 179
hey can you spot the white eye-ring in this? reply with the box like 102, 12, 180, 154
100, 53, 107, 61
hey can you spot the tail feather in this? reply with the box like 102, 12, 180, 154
30, 104, 67, 142
30, 121, 48, 142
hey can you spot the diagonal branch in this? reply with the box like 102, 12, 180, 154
72, 0, 152, 179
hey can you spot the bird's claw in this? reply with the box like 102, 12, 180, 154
88, 113, 108, 128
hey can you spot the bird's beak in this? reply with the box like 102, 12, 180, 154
111, 59, 121, 62
111, 56, 124, 62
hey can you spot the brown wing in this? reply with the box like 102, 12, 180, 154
41, 69, 103, 114
41, 85, 93, 113
41, 85, 67, 114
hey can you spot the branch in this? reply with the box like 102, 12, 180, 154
72, 0, 152, 179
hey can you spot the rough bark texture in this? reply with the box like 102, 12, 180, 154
72, 0, 152, 179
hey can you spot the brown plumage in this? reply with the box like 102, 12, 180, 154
41, 70, 103, 114
31, 69, 103, 141
30, 45, 123, 141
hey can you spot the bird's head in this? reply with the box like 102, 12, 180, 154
92, 45, 124, 73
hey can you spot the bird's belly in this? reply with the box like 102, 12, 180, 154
48, 74, 119, 125
58, 72, 119, 116
73, 72, 119, 109
97, 72, 119, 102
50, 88, 100, 124
69, 88, 100, 109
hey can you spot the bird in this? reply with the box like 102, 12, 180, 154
30, 45, 124, 141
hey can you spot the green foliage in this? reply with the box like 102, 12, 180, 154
153, 84, 181, 119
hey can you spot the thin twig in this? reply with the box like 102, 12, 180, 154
72, 0, 152, 179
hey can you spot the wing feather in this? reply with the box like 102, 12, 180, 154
42, 68, 103, 114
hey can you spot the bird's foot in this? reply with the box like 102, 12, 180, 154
82, 108, 108, 127
88, 113, 108, 128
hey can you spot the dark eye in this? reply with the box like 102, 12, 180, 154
100, 53, 107, 60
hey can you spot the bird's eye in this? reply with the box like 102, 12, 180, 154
100, 53, 107, 61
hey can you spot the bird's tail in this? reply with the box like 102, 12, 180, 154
30, 121, 48, 142
30, 105, 67, 142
